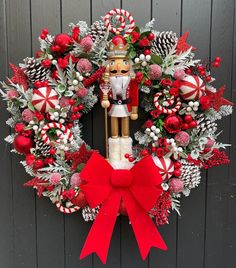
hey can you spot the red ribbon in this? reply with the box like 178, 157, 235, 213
79, 152, 167, 264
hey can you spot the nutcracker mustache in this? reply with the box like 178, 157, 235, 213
110, 70, 129, 74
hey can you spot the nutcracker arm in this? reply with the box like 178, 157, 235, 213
130, 106, 138, 120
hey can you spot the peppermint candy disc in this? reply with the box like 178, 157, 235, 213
152, 156, 174, 180
180, 75, 205, 100
32, 86, 59, 113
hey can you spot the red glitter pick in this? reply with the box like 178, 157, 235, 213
206, 85, 234, 111
9, 63, 28, 91
176, 32, 196, 54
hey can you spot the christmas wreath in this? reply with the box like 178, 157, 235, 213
0, 8, 233, 264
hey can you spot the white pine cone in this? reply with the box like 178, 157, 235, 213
34, 138, 52, 157
82, 206, 100, 221
88, 20, 107, 42
196, 114, 217, 135
151, 31, 177, 58
180, 159, 201, 189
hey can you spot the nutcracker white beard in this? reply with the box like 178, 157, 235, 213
109, 76, 131, 117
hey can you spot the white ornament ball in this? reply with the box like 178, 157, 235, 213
152, 156, 175, 181
32, 87, 59, 113
180, 75, 205, 100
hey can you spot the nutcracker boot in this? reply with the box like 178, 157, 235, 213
109, 117, 121, 162
120, 117, 133, 161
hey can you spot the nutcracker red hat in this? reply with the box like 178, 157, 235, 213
107, 35, 129, 59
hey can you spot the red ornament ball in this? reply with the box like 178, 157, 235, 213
71, 191, 88, 208
14, 134, 33, 154
54, 33, 72, 51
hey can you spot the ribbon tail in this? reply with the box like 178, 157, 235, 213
80, 190, 121, 264
123, 191, 167, 260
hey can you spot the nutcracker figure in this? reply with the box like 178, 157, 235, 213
100, 35, 139, 162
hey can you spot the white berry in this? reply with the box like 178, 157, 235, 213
32, 125, 38, 131
72, 79, 79, 86
141, 61, 147, 67
194, 101, 199, 107
50, 115, 55, 120
151, 125, 156, 131
186, 107, 192, 112
145, 128, 151, 134
193, 107, 198, 111
78, 76, 83, 81
134, 58, 140, 63
54, 112, 59, 117
52, 60, 57, 65
150, 132, 155, 138
139, 54, 145, 61
48, 54, 53, 60
145, 55, 151, 61
189, 101, 194, 107
153, 136, 158, 141
155, 128, 160, 134
59, 118, 65, 123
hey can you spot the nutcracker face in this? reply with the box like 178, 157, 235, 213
108, 58, 131, 77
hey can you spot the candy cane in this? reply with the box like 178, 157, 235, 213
103, 9, 135, 37
56, 202, 80, 214
154, 93, 181, 114
41, 122, 73, 145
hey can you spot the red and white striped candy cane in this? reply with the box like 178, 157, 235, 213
41, 122, 73, 145
56, 202, 80, 214
154, 93, 181, 114
103, 9, 135, 37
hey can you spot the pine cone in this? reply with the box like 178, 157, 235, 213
22, 57, 49, 83
180, 159, 201, 189
196, 114, 217, 135
34, 138, 52, 157
82, 206, 100, 221
151, 31, 177, 58
88, 20, 107, 42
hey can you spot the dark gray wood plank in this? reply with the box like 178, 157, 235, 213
61, 2, 93, 268
5, 0, 37, 267
31, 1, 66, 267
176, 1, 212, 268
204, 0, 235, 267
120, 1, 151, 268
149, 1, 181, 267
0, 1, 14, 267
91, 2, 122, 267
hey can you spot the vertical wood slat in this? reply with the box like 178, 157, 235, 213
150, 1, 181, 267
176, 1, 212, 268
91, 2, 122, 267
61, 1, 93, 268
205, 0, 235, 267
0, 0, 13, 268
5, 0, 37, 267
30, 1, 65, 268
120, 1, 151, 268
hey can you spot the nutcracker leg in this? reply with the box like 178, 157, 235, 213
121, 116, 129, 138
111, 117, 119, 138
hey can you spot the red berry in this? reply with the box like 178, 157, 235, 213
73, 106, 79, 113
206, 75, 211, 82
189, 120, 197, 128
215, 56, 221, 62
34, 81, 43, 88
174, 161, 182, 169
67, 123, 73, 128
186, 69, 192, 74
213, 61, 220, 68
184, 114, 193, 123
78, 104, 84, 111
151, 147, 156, 153
42, 59, 52, 68
197, 65, 204, 72
42, 28, 49, 35
71, 114, 77, 120
182, 123, 189, 130
49, 148, 56, 155
144, 49, 151, 55
140, 149, 149, 157
148, 32, 155, 41
200, 70, 206, 76
124, 153, 130, 159
34, 159, 44, 170
69, 99, 75, 105
128, 157, 135, 162
40, 33, 46, 39
47, 158, 54, 165
173, 169, 181, 177
76, 113, 82, 119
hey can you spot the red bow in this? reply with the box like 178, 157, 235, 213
79, 152, 167, 264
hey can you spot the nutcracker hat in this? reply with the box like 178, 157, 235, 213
107, 35, 129, 59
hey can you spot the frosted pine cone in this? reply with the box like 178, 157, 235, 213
88, 20, 107, 42
196, 114, 217, 135
152, 31, 177, 58
21, 57, 49, 83
180, 159, 201, 189
34, 138, 52, 157
82, 206, 100, 221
